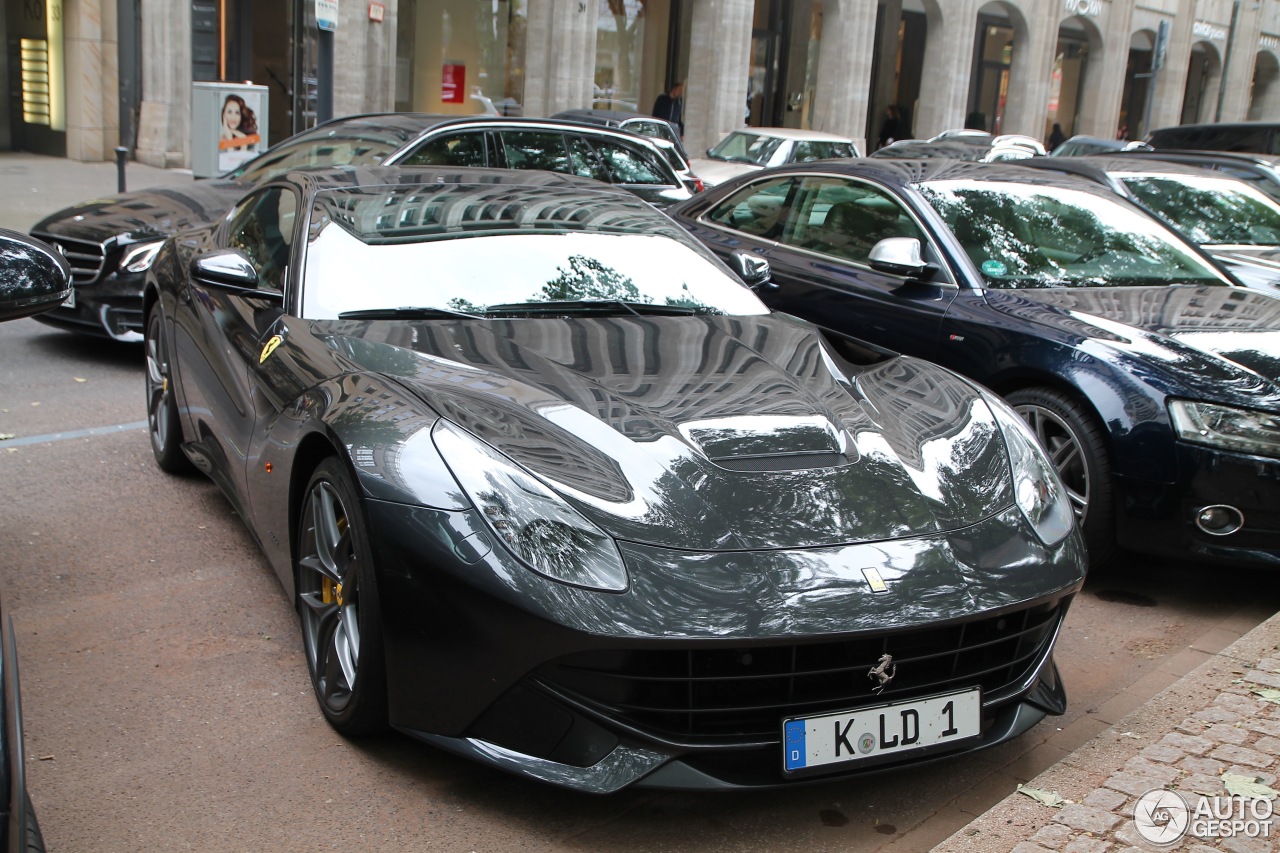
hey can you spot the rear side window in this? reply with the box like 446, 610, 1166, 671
587, 138, 668, 185
1150, 125, 1279, 155
402, 133, 489, 167
499, 131, 572, 173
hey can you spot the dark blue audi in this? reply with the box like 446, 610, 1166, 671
671, 159, 1280, 568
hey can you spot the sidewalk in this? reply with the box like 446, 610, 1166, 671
0, 151, 195, 232
936, 610, 1280, 853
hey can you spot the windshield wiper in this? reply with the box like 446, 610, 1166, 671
338, 306, 482, 321
483, 300, 707, 317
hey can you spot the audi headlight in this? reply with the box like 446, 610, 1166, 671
119, 240, 164, 273
1169, 399, 1280, 458
984, 393, 1075, 546
433, 421, 628, 592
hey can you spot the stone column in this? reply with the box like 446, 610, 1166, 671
810, 0, 878, 152
63, 0, 118, 161
135, 0, 190, 168
333, 0, 397, 115
1074, 2, 1135, 139
522, 0, 598, 117
1220, 0, 1263, 121
1148, 4, 1194, 132
1000, 8, 1055, 141
682, 0, 753, 156
914, 0, 978, 138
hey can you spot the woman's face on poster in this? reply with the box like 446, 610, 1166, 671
223, 100, 241, 130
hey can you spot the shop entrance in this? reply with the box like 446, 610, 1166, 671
748, 0, 822, 129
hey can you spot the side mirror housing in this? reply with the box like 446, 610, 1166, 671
0, 229, 72, 322
867, 237, 933, 278
728, 251, 776, 290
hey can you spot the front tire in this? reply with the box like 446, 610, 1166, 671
1006, 387, 1116, 567
144, 309, 193, 474
296, 458, 388, 735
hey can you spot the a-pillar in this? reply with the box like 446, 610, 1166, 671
810, 0, 879, 152
684, 0, 754, 158
914, 0, 979, 138
523, 0, 599, 118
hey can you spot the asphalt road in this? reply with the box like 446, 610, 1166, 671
2, 314, 1278, 853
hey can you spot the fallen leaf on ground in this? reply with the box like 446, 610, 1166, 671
0, 433, 13, 441
1222, 773, 1279, 800
1016, 784, 1071, 807
73, 377, 87, 383
1249, 686, 1280, 704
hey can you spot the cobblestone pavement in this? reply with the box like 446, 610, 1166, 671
936, 611, 1280, 853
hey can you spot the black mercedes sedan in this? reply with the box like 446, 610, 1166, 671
31, 114, 691, 341
670, 159, 1280, 569
143, 165, 1085, 791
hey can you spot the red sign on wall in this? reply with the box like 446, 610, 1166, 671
441, 64, 465, 104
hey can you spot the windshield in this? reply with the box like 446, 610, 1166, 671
707, 132, 786, 166
304, 230, 768, 319
1118, 173, 1280, 246
919, 180, 1231, 289
225, 125, 408, 184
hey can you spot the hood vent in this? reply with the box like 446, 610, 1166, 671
679, 414, 855, 471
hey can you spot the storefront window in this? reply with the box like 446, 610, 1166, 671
396, 0, 528, 116
595, 0, 647, 112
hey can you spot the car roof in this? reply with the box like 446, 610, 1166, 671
278, 165, 680, 242
722, 127, 856, 143
1108, 149, 1280, 169
312, 112, 676, 145
763, 157, 1118, 194
1061, 156, 1240, 179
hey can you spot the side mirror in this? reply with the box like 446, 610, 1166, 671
867, 237, 932, 278
0, 229, 72, 322
191, 250, 260, 289
728, 251, 776, 290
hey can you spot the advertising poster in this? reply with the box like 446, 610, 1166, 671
217, 89, 264, 173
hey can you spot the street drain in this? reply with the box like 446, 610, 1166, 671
1095, 589, 1157, 607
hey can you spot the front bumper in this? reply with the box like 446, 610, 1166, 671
365, 499, 1084, 790
1114, 442, 1280, 567
30, 269, 146, 342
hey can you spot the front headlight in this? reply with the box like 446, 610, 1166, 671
1169, 399, 1280, 458
433, 420, 628, 592
119, 240, 164, 273
984, 393, 1075, 546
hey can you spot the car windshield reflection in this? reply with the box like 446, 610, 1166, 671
919, 180, 1231, 289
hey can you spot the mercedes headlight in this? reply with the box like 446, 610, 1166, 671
1169, 399, 1280, 458
984, 393, 1075, 546
119, 240, 164, 273
433, 421, 628, 592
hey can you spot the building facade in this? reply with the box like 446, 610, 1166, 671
4, 0, 1280, 167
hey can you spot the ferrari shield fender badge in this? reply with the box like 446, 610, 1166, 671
259, 334, 284, 364
861, 567, 889, 593
869, 653, 896, 694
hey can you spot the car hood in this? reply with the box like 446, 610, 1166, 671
30, 180, 247, 245
985, 285, 1280, 409
688, 158, 762, 188
322, 313, 1016, 551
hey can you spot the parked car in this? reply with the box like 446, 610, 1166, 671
1146, 121, 1280, 155
143, 165, 1086, 791
32, 114, 693, 341
0, 228, 68, 853
874, 135, 1043, 163
670, 159, 1280, 568
550, 110, 703, 193
1020, 156, 1280, 298
1049, 135, 1151, 157
1103, 148, 1280, 203
692, 128, 859, 187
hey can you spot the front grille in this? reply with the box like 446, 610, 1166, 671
534, 599, 1065, 744
32, 232, 107, 285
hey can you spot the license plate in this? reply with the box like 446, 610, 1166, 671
62, 288, 75, 309
783, 687, 981, 772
